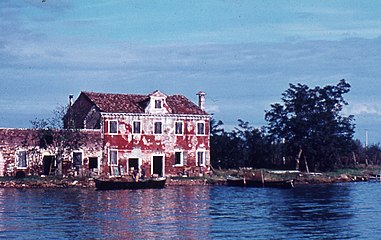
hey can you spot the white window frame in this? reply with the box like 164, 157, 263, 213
151, 154, 165, 177
109, 120, 118, 134
15, 150, 28, 169
173, 151, 183, 166
133, 121, 142, 134
196, 121, 205, 135
196, 150, 206, 167
109, 149, 118, 166
108, 149, 119, 176
72, 151, 83, 167
154, 121, 163, 135
175, 121, 184, 135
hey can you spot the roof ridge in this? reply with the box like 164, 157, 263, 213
82, 91, 147, 97
82, 91, 191, 98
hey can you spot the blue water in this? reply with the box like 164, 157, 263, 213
0, 182, 381, 239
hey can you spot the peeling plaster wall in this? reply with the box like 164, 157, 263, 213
0, 128, 102, 176
0, 128, 37, 176
102, 114, 210, 176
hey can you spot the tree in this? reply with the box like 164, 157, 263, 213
265, 79, 355, 171
30, 106, 86, 176
233, 120, 270, 168
210, 118, 243, 169
210, 118, 270, 169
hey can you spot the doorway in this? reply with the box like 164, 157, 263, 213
43, 155, 55, 175
152, 156, 164, 177
128, 158, 139, 171
89, 157, 98, 170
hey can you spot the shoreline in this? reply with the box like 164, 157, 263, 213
0, 168, 378, 189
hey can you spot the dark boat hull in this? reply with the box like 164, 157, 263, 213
246, 179, 294, 188
226, 177, 245, 187
227, 177, 294, 188
95, 177, 166, 190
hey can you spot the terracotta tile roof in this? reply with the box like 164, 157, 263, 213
166, 94, 206, 115
82, 91, 207, 115
83, 92, 147, 113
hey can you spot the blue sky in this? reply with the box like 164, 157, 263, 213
1, 0, 381, 143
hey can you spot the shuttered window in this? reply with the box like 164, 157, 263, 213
16, 150, 27, 168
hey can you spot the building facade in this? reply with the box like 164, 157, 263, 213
66, 90, 211, 177
0, 128, 102, 177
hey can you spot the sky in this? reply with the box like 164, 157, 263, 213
1, 0, 381, 144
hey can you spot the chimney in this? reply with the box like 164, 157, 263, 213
196, 91, 206, 111
69, 94, 74, 107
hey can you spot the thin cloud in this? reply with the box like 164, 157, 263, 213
205, 104, 220, 115
346, 103, 381, 116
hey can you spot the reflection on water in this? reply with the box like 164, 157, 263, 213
0, 182, 381, 239
94, 186, 212, 239
0, 186, 211, 239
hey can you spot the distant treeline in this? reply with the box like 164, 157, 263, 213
210, 79, 381, 172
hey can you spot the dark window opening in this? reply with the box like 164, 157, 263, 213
109, 121, 118, 134
73, 152, 82, 167
133, 121, 141, 134
154, 122, 162, 134
197, 122, 205, 135
89, 157, 98, 169
174, 152, 182, 165
155, 100, 162, 109
175, 122, 183, 135
197, 151, 205, 166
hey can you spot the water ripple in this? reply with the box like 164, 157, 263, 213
0, 182, 381, 239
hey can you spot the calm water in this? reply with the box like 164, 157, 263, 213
0, 182, 381, 239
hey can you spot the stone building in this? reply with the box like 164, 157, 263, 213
65, 90, 211, 177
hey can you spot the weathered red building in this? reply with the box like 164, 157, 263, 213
66, 90, 211, 177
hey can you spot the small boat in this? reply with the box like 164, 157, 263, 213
94, 177, 167, 190
226, 176, 294, 189
246, 179, 294, 188
226, 176, 246, 187
369, 174, 381, 181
